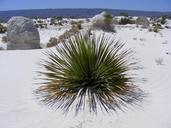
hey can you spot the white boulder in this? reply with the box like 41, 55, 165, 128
7, 16, 40, 50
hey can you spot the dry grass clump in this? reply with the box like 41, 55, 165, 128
47, 26, 80, 47
71, 21, 83, 30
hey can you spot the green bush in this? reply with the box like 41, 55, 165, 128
35, 31, 145, 114
0, 23, 7, 33
36, 23, 47, 29
119, 12, 129, 17
148, 28, 153, 32
153, 27, 159, 33
56, 16, 63, 21
103, 11, 115, 32
92, 11, 115, 32
2, 36, 8, 42
119, 17, 135, 25
37, 20, 43, 24
156, 16, 167, 25
160, 16, 166, 24
50, 17, 63, 26
104, 11, 113, 25
149, 23, 162, 33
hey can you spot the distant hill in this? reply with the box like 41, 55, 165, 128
0, 8, 171, 22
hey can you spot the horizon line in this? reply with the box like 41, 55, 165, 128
0, 8, 171, 13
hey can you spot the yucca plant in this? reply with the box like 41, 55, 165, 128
35, 31, 145, 115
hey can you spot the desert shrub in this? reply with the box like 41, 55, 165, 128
86, 18, 90, 22
139, 38, 146, 41
35, 31, 146, 114
47, 37, 59, 47
155, 58, 164, 65
156, 16, 167, 25
70, 21, 76, 25
31, 16, 40, 19
0, 47, 4, 50
160, 16, 166, 24
71, 22, 82, 30
149, 23, 162, 32
92, 22, 115, 32
59, 27, 80, 41
149, 27, 159, 33
76, 23, 82, 29
79, 20, 84, 24
50, 17, 64, 26
1, 36, 8, 43
71, 21, 83, 30
37, 20, 43, 24
36, 23, 47, 29
50, 18, 55, 25
149, 28, 153, 32
51, 16, 63, 21
58, 22, 63, 26
0, 23, 7, 33
103, 11, 115, 32
153, 27, 159, 33
120, 12, 129, 17
70, 16, 77, 19
136, 16, 150, 28
92, 11, 115, 32
133, 38, 137, 41
119, 17, 135, 25
104, 11, 113, 25
41, 24, 47, 28
113, 18, 119, 24
71, 20, 83, 25
50, 18, 59, 26
55, 16, 63, 21
47, 27, 80, 48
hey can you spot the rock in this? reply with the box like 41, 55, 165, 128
7, 16, 40, 50
136, 16, 150, 28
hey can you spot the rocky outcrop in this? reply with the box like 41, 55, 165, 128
7, 16, 40, 50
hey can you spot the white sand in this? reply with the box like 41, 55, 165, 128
0, 19, 171, 128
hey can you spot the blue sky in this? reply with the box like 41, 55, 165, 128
0, 0, 171, 11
